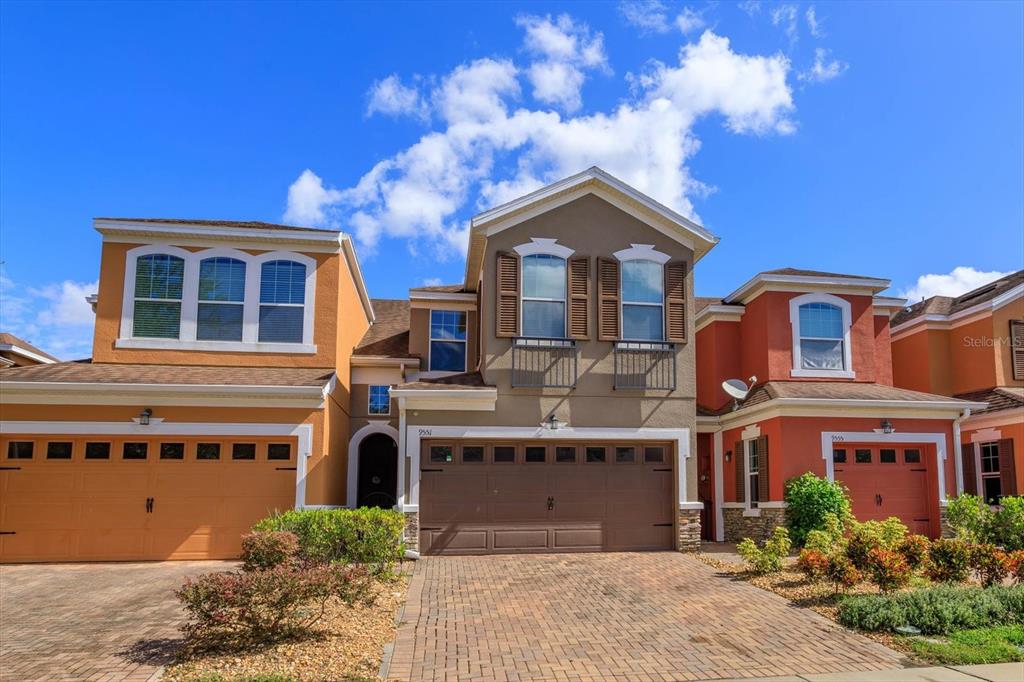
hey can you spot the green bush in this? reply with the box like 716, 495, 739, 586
253, 507, 405, 573
804, 512, 846, 554
927, 538, 972, 583
784, 473, 851, 547
947, 494, 1024, 551
737, 526, 792, 574
837, 584, 1024, 634
990, 496, 1024, 551
865, 548, 913, 593
846, 517, 908, 570
947, 494, 989, 543
240, 531, 299, 572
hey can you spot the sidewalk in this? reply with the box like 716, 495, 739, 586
719, 662, 1024, 682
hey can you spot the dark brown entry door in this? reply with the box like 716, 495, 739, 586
419, 441, 675, 555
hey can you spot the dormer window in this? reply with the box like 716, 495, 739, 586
259, 260, 306, 343
521, 254, 566, 338
789, 293, 855, 378
133, 254, 184, 339
197, 257, 246, 341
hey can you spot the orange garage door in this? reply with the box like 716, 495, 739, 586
833, 444, 935, 537
0, 435, 297, 563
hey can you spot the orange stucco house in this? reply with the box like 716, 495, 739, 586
890, 271, 1023, 504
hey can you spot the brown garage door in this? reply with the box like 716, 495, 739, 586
419, 441, 675, 555
0, 435, 297, 563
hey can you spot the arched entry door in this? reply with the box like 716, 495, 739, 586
357, 433, 398, 508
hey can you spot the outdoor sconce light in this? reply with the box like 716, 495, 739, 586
725, 450, 732, 463
881, 419, 894, 434
542, 414, 565, 430
138, 408, 153, 426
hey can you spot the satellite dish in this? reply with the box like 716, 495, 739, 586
722, 376, 758, 410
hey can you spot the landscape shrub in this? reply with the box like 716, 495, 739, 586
240, 531, 299, 572
971, 544, 1010, 588
825, 554, 862, 593
837, 585, 1024, 635
1004, 550, 1024, 584
865, 548, 913, 593
845, 517, 908, 569
803, 512, 846, 554
176, 563, 372, 644
736, 526, 792, 574
253, 507, 405, 573
946, 494, 989, 543
927, 538, 972, 583
947, 494, 1024, 551
797, 548, 831, 580
783, 473, 851, 547
988, 496, 1024, 551
898, 534, 931, 570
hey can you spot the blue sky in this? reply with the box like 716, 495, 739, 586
1, 1, 1021, 359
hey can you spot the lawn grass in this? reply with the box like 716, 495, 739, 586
908, 625, 1024, 665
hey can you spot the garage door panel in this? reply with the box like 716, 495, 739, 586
81, 500, 148, 528
78, 529, 148, 559
427, 501, 487, 523
82, 471, 149, 494
606, 469, 662, 490
551, 499, 607, 521
421, 528, 488, 552
489, 470, 547, 494
553, 527, 603, 549
427, 471, 486, 496
0, 530, 75, 561
4, 469, 77, 494
548, 468, 606, 492
491, 500, 548, 522
151, 472, 222, 496
493, 529, 548, 550
149, 527, 214, 559
2, 501, 77, 529
606, 524, 673, 550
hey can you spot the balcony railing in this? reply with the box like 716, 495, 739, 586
613, 341, 677, 391
511, 337, 578, 388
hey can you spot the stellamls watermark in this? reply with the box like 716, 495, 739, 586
962, 335, 1013, 348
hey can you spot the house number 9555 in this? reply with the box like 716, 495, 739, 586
418, 429, 432, 437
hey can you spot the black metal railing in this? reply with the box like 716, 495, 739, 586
613, 341, 676, 391
511, 337, 578, 388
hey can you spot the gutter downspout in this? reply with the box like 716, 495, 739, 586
952, 408, 971, 496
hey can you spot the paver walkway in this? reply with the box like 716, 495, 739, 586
0, 560, 233, 682
387, 552, 906, 681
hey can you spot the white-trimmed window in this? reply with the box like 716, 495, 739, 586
429, 310, 467, 372
980, 441, 1002, 504
789, 292, 854, 378
133, 253, 185, 338
521, 254, 566, 338
259, 260, 306, 343
368, 385, 391, 415
621, 260, 664, 341
747, 439, 760, 509
197, 257, 245, 341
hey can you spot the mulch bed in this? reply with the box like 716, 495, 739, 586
162, 570, 409, 682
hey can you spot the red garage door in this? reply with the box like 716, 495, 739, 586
833, 444, 934, 537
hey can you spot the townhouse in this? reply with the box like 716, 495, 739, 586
0, 168, 1003, 562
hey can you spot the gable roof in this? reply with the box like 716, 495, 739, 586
724, 268, 891, 304
354, 299, 412, 359
891, 270, 1024, 328
463, 167, 720, 291
0, 360, 333, 387
0, 333, 59, 363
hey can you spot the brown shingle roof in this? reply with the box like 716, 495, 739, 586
762, 267, 880, 280
0, 333, 59, 362
953, 387, 1024, 416
695, 297, 724, 314
0, 361, 333, 387
96, 217, 338, 233
396, 371, 492, 390
354, 299, 412, 358
409, 284, 470, 293
891, 270, 1024, 327
727, 381, 976, 412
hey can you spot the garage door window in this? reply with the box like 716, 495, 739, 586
430, 445, 453, 463
46, 442, 73, 460
462, 446, 484, 463
555, 446, 576, 463
855, 448, 872, 463
233, 443, 257, 460
197, 443, 221, 460
7, 441, 33, 459
525, 446, 546, 463
494, 446, 515, 463
615, 446, 635, 463
268, 443, 291, 460
85, 442, 110, 460
644, 446, 664, 463
904, 448, 921, 463
585, 446, 606, 463
880, 448, 897, 464
123, 442, 148, 460
833, 448, 847, 463
160, 443, 185, 460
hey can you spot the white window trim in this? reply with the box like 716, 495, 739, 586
427, 309, 468, 373
613, 243, 671, 265
118, 245, 317, 354
789, 292, 855, 378
368, 385, 391, 416
618, 253, 668, 342
513, 237, 575, 259
743, 436, 761, 513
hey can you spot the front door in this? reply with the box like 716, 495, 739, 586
357, 433, 398, 508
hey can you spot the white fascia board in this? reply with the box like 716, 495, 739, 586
340, 235, 375, 323
725, 274, 891, 304
408, 291, 477, 302
694, 304, 745, 331
0, 381, 325, 398
390, 388, 497, 400
95, 219, 346, 253
0, 344, 58, 365
961, 407, 1024, 432
890, 283, 1024, 336
715, 396, 986, 426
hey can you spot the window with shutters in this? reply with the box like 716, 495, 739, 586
259, 260, 306, 343
133, 253, 185, 338
197, 257, 245, 341
1011, 320, 1024, 380
747, 439, 760, 508
789, 292, 854, 378
521, 254, 566, 338
621, 260, 664, 341
980, 441, 1002, 504
429, 310, 467, 372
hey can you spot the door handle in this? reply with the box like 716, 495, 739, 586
145, 497, 154, 513
547, 496, 555, 510
875, 494, 882, 507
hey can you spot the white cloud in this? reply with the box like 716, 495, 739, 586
898, 267, 1014, 302
284, 21, 800, 257
738, 1, 761, 17
283, 169, 343, 227
770, 4, 799, 42
619, 0, 672, 34
798, 48, 847, 83
421, 277, 444, 287
366, 74, 427, 119
516, 14, 609, 113
675, 7, 706, 34
805, 6, 823, 38
0, 271, 97, 360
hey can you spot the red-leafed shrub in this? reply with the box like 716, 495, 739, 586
826, 554, 862, 593
971, 543, 1009, 587
1004, 551, 1024, 584
797, 549, 831, 581
865, 548, 912, 593
240, 531, 299, 572
898, 534, 931, 570
926, 538, 972, 583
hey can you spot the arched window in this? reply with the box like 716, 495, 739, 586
521, 254, 566, 338
259, 260, 306, 343
132, 253, 184, 338
197, 257, 246, 341
621, 259, 664, 341
797, 302, 845, 370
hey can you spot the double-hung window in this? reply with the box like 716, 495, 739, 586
621, 259, 663, 341
197, 257, 246, 341
797, 302, 845, 370
368, 385, 391, 415
521, 254, 566, 338
259, 260, 306, 343
133, 254, 185, 338
980, 442, 1002, 504
429, 310, 467, 371
747, 439, 760, 508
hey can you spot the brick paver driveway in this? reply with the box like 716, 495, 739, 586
0, 561, 233, 682
387, 553, 906, 682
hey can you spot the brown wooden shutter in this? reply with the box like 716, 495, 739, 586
665, 260, 687, 343
757, 436, 770, 502
998, 438, 1017, 496
495, 251, 520, 338
734, 441, 745, 502
1010, 320, 1024, 380
961, 443, 977, 495
568, 257, 590, 340
597, 257, 620, 341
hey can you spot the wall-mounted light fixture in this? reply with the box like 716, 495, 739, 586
138, 408, 153, 426
725, 450, 732, 463
880, 419, 894, 434
542, 414, 565, 430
